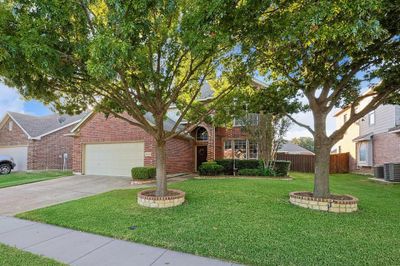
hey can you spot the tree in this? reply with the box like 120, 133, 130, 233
291, 137, 314, 152
212, 82, 299, 167
0, 0, 251, 197
240, 0, 400, 197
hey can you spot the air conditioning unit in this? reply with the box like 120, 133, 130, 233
374, 165, 384, 179
383, 163, 400, 182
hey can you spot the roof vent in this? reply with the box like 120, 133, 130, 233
58, 116, 66, 124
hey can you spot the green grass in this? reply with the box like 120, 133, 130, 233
0, 171, 72, 188
0, 243, 65, 266
17, 173, 400, 265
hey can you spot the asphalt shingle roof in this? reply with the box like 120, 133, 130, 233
8, 112, 86, 138
279, 142, 315, 155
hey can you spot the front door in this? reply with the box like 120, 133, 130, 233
196, 146, 208, 171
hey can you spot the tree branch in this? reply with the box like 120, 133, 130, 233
286, 114, 315, 135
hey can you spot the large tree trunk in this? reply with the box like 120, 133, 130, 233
313, 142, 331, 198
155, 140, 168, 197
312, 111, 332, 198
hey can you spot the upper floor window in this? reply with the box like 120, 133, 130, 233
369, 111, 375, 126
233, 113, 259, 127
8, 121, 13, 131
196, 127, 208, 141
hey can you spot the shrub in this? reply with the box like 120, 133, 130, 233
263, 167, 276, 177
199, 161, 224, 176
236, 159, 264, 170
215, 159, 234, 174
131, 167, 156, 179
216, 159, 264, 174
238, 168, 263, 176
271, 160, 291, 176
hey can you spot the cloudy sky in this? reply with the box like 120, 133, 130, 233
0, 81, 337, 139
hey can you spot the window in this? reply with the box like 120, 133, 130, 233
233, 113, 259, 127
196, 127, 208, 141
343, 114, 348, 123
234, 140, 247, 159
224, 140, 233, 158
359, 142, 368, 162
369, 111, 375, 126
249, 141, 258, 159
233, 118, 245, 127
8, 121, 13, 131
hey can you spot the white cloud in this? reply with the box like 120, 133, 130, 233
0, 83, 25, 120
285, 108, 339, 140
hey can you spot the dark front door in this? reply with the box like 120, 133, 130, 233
196, 146, 208, 171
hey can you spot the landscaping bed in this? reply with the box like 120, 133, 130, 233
17, 172, 400, 265
0, 171, 72, 189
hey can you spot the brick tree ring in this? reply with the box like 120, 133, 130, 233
138, 189, 185, 208
289, 191, 358, 213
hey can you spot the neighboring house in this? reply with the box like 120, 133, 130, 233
278, 142, 315, 155
0, 112, 85, 171
334, 91, 400, 171
334, 107, 360, 171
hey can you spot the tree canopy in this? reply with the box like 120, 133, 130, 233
237, 0, 400, 197
0, 0, 254, 196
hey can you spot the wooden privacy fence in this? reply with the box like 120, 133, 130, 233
276, 152, 349, 173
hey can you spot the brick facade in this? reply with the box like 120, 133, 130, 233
0, 116, 75, 170
72, 113, 194, 174
0, 117, 29, 146
372, 132, 400, 165
28, 125, 74, 170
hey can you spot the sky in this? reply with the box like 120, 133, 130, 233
0, 83, 52, 118
0, 81, 337, 139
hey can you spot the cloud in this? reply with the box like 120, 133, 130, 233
285, 108, 339, 140
0, 83, 25, 119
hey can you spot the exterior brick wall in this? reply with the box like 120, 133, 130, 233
28, 125, 75, 170
72, 113, 194, 174
373, 132, 400, 165
0, 116, 75, 170
0, 117, 29, 146
214, 127, 248, 160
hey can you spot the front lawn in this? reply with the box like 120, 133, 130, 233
0, 171, 72, 188
18, 173, 400, 265
0, 243, 65, 266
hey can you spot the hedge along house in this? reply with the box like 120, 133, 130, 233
0, 112, 86, 171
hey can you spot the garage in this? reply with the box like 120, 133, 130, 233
84, 142, 144, 177
0, 146, 28, 171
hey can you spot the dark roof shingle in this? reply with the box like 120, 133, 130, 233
8, 112, 86, 138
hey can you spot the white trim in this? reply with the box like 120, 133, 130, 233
34, 121, 81, 139
70, 112, 95, 133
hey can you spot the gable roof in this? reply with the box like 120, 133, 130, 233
279, 142, 315, 155
3, 112, 86, 139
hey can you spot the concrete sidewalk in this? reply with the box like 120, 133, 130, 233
0, 216, 239, 266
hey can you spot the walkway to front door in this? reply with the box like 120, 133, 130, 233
196, 146, 208, 170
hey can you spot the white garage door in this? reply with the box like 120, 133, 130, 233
85, 142, 144, 177
0, 146, 28, 171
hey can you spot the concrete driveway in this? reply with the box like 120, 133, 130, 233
0, 175, 149, 216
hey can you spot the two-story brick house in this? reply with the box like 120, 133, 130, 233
334, 92, 400, 172
69, 78, 311, 177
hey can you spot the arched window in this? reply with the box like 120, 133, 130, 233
196, 127, 208, 141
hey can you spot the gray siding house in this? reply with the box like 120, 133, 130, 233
353, 104, 400, 169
